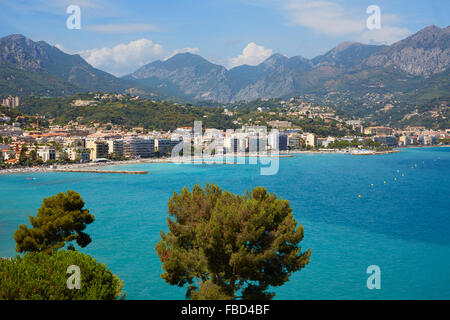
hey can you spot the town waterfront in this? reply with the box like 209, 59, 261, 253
1, 147, 449, 299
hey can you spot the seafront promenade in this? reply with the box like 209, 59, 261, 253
2, 146, 447, 175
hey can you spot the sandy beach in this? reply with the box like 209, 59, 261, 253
0, 158, 173, 175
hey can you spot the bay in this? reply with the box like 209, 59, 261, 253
1, 147, 449, 299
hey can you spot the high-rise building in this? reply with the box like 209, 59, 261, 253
268, 133, 288, 151
1, 96, 20, 108
86, 140, 109, 160
67, 148, 91, 162
155, 139, 181, 156
124, 138, 155, 158
287, 134, 300, 149
247, 133, 267, 153
106, 140, 124, 158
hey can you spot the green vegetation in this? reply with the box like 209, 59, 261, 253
14, 191, 95, 254
0, 63, 80, 97
0, 250, 124, 300
327, 139, 383, 150
156, 183, 311, 300
19, 94, 236, 131
7, 92, 447, 132
1, 191, 124, 300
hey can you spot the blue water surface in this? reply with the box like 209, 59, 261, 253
0, 147, 449, 299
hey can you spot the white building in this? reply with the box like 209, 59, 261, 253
37, 146, 56, 162
66, 148, 90, 162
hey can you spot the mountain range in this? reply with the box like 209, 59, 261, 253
0, 34, 158, 97
0, 26, 449, 112
126, 25, 450, 105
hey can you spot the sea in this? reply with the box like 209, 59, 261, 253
0, 147, 449, 299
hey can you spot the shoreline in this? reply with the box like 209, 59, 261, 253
1, 145, 447, 176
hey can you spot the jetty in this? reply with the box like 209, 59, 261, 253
351, 150, 401, 156
52, 169, 148, 174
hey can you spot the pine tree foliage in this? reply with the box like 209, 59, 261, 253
14, 191, 94, 254
156, 183, 311, 300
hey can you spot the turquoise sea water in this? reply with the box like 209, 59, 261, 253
1, 147, 449, 299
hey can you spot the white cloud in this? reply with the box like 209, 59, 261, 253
164, 47, 200, 60
283, 0, 365, 35
228, 42, 273, 68
85, 23, 159, 33
54, 43, 70, 53
277, 0, 411, 45
79, 39, 164, 76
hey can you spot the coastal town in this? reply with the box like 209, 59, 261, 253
1, 3, 450, 304
1, 95, 449, 173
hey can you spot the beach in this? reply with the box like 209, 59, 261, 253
2, 146, 447, 175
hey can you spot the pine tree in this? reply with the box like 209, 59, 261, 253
156, 183, 311, 300
14, 191, 95, 254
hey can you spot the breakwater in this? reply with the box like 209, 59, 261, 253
52, 169, 148, 174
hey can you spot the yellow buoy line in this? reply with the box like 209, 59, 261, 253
358, 160, 428, 199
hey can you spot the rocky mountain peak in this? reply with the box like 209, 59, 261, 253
365, 25, 450, 76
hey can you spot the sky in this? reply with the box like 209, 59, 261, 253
0, 0, 448, 76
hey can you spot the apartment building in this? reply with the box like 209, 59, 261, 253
123, 138, 155, 158
373, 136, 398, 147
86, 140, 109, 161
364, 126, 394, 136
37, 146, 56, 162
106, 139, 124, 158
399, 136, 412, 146
305, 133, 317, 148
155, 139, 181, 156
66, 148, 91, 162
287, 134, 300, 149
247, 134, 267, 153
1, 96, 20, 108
268, 133, 288, 151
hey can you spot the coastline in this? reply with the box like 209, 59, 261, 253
1, 145, 447, 176
0, 158, 172, 176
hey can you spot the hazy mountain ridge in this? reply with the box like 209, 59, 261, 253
127, 25, 450, 105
